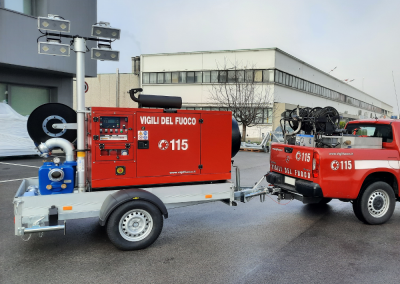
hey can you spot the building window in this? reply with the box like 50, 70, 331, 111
254, 70, 262, 82
276, 70, 283, 84
142, 73, 149, 84
0, 83, 7, 103
172, 72, 179, 83
149, 73, 157, 84
165, 72, 172, 83
203, 71, 211, 83
157, 73, 164, 84
219, 71, 227, 83
211, 71, 218, 83
179, 72, 186, 83
195, 71, 202, 83
228, 70, 236, 83
245, 70, 253, 82
187, 72, 195, 83
4, 0, 35, 16
309, 83, 315, 93
263, 70, 274, 82
3, 84, 50, 116
237, 70, 245, 82
298, 78, 303, 89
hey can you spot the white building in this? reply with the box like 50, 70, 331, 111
136, 48, 392, 140
76, 48, 393, 141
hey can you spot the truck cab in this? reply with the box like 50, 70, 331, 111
267, 114, 399, 225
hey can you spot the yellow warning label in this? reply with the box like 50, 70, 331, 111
77, 152, 85, 157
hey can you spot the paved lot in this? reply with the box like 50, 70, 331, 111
1, 152, 400, 284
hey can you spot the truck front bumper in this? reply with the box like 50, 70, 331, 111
266, 172, 323, 198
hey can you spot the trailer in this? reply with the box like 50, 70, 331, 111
15, 95, 268, 250
13, 16, 269, 250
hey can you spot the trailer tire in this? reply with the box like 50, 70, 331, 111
106, 200, 163, 250
353, 181, 395, 225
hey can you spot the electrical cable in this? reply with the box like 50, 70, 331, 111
37, 34, 47, 43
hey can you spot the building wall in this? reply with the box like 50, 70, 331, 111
0, 0, 97, 112
73, 73, 140, 109
0, 65, 73, 106
274, 84, 382, 119
275, 50, 391, 112
141, 49, 276, 72
0, 1, 97, 76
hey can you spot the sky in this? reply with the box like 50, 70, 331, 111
98, 0, 400, 115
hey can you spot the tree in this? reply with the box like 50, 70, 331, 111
209, 61, 274, 141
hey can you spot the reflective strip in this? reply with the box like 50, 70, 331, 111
354, 160, 400, 170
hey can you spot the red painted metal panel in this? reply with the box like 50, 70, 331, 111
88, 107, 233, 189
201, 113, 232, 174
136, 111, 201, 177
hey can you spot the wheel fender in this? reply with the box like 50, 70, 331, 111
99, 188, 168, 226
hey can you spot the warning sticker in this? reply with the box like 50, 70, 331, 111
138, 130, 149, 140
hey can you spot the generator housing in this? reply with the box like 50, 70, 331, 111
87, 107, 239, 189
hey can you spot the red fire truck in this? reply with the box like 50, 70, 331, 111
267, 106, 399, 225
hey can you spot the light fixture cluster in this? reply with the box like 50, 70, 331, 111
37, 15, 120, 62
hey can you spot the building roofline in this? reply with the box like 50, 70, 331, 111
134, 47, 392, 108
273, 48, 391, 108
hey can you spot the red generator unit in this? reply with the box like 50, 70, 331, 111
87, 103, 241, 189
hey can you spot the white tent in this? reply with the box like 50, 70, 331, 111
0, 103, 38, 157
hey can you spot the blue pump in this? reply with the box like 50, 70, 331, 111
38, 161, 77, 195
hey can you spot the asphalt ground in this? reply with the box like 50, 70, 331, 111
1, 152, 400, 284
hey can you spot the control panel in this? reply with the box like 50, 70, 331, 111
99, 116, 129, 141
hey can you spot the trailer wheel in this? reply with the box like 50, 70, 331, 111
352, 181, 396, 225
106, 201, 163, 250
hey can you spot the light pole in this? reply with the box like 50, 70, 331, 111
37, 15, 121, 192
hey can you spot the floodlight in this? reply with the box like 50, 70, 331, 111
38, 42, 70, 57
91, 48, 119, 61
91, 25, 120, 40
38, 16, 70, 33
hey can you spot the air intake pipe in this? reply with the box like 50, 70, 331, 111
129, 88, 182, 109
37, 138, 75, 161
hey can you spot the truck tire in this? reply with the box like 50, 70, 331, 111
106, 201, 163, 250
352, 181, 396, 225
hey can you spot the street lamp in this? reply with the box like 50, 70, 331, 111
38, 41, 70, 57
38, 15, 70, 33
36, 14, 121, 192
91, 48, 120, 61
91, 22, 121, 40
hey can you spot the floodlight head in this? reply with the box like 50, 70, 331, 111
91, 24, 120, 40
38, 16, 70, 33
38, 42, 70, 57
91, 48, 119, 61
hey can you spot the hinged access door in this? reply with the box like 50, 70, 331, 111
136, 112, 201, 177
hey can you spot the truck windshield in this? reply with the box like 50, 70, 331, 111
346, 123, 393, 143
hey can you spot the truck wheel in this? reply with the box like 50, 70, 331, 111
106, 201, 163, 250
352, 181, 396, 225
